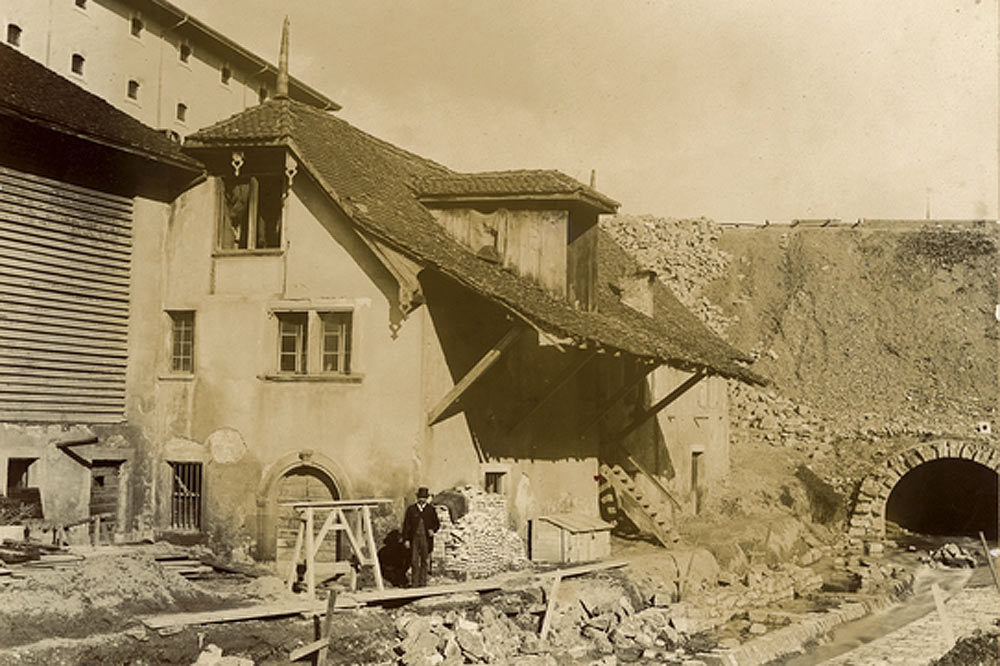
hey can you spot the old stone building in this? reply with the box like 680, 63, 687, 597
0, 23, 761, 564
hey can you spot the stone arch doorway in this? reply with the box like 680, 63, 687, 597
255, 450, 353, 561
850, 440, 1000, 543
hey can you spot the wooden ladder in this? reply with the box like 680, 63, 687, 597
599, 463, 674, 547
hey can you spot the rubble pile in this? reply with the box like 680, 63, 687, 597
434, 486, 529, 579
390, 561, 826, 665
926, 543, 978, 569
601, 215, 735, 335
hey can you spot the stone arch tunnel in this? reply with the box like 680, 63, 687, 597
849, 440, 1000, 543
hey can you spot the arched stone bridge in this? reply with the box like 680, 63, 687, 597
848, 439, 1000, 543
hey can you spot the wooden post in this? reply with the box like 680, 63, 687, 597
362, 506, 384, 590
539, 573, 562, 641
978, 531, 1000, 594
287, 520, 305, 591
305, 507, 315, 598
316, 590, 337, 666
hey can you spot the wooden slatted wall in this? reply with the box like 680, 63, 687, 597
0, 165, 132, 422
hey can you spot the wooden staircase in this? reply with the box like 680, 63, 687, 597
599, 462, 678, 547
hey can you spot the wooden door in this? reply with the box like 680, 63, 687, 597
89, 461, 120, 517
276, 466, 339, 564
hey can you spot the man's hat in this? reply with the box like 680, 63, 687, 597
416, 486, 430, 499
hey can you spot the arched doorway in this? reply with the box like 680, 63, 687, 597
256, 450, 353, 562
850, 440, 1000, 543
276, 465, 341, 564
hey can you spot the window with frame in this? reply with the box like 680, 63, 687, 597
218, 176, 283, 250
277, 312, 308, 374
321, 312, 353, 374
6, 24, 21, 47
168, 311, 195, 373
272, 310, 356, 378
169, 461, 202, 530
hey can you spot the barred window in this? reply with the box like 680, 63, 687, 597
169, 462, 202, 530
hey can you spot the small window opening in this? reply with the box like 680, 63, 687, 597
691, 450, 704, 514
6, 24, 22, 47
130, 17, 143, 37
179, 43, 191, 63
94, 475, 105, 488
175, 102, 187, 122
321, 312, 353, 374
277, 313, 308, 374
168, 311, 195, 372
76, 0, 87, 8
169, 461, 202, 530
6, 458, 37, 494
485, 471, 506, 494
127, 79, 140, 100
218, 176, 283, 249
220, 65, 231, 85
71, 53, 85, 75
258, 86, 268, 104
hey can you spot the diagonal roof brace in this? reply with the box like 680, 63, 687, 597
426, 327, 524, 426
605, 369, 707, 445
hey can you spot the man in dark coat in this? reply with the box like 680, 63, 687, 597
402, 486, 439, 587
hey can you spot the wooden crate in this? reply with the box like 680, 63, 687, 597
530, 513, 612, 563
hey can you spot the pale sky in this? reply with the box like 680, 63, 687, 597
174, 1, 998, 221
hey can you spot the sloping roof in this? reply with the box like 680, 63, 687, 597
414, 170, 618, 213
0, 44, 201, 172
186, 98, 762, 383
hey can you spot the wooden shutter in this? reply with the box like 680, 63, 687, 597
0, 165, 132, 422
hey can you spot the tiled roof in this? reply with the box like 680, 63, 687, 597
186, 99, 762, 383
0, 43, 201, 171
414, 170, 619, 212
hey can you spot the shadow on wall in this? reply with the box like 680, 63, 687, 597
421, 271, 598, 463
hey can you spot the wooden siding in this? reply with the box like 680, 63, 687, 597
567, 218, 598, 312
0, 166, 132, 422
431, 208, 568, 298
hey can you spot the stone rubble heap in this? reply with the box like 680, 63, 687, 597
926, 543, 978, 569
391, 561, 826, 665
601, 215, 735, 336
434, 486, 529, 579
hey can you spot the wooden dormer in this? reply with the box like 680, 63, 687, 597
414, 170, 618, 311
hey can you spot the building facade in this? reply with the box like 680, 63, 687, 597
0, 19, 759, 565
1, 0, 337, 134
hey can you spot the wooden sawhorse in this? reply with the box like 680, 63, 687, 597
281, 499, 392, 598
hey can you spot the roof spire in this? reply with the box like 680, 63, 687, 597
276, 15, 290, 99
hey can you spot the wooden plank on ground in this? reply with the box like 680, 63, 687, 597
140, 602, 321, 630
142, 560, 629, 630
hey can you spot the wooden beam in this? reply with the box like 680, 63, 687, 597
539, 573, 562, 641
580, 364, 659, 434
142, 560, 630, 631
427, 327, 522, 425
507, 350, 598, 434
606, 371, 705, 444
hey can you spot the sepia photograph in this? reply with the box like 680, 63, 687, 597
0, 1, 996, 664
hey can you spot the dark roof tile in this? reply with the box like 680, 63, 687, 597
0, 43, 201, 171
186, 99, 762, 383
414, 170, 618, 212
